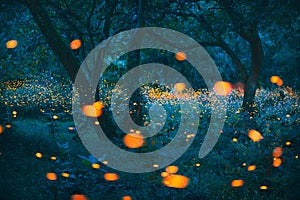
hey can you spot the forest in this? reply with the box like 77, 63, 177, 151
0, 0, 299, 199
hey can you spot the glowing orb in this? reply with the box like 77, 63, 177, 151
104, 173, 119, 181
6, 40, 18, 49
46, 173, 57, 181
70, 39, 81, 50
273, 158, 282, 167
163, 174, 189, 188
166, 165, 179, 174
231, 179, 244, 187
175, 52, 186, 61
123, 133, 144, 148
70, 194, 88, 200
270, 76, 280, 83
272, 147, 283, 158
213, 81, 233, 96
247, 165, 256, 171
35, 152, 43, 158
248, 129, 263, 142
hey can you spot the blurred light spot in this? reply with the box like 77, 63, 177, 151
260, 185, 268, 190
122, 196, 132, 200
213, 81, 233, 96
248, 129, 263, 142
36, 152, 43, 158
272, 147, 283, 158
231, 179, 244, 187
195, 163, 201, 167
82, 102, 103, 117
285, 141, 291, 146
94, 121, 100, 125
123, 133, 144, 148
46, 172, 57, 181
70, 39, 81, 50
103, 160, 108, 165
163, 174, 189, 188
286, 114, 290, 118
93, 101, 104, 110
68, 127, 75, 131
166, 166, 178, 174
92, 163, 100, 169
242, 163, 247, 167
295, 155, 298, 159
62, 172, 70, 178
161, 172, 169, 177
70, 194, 88, 200
50, 156, 57, 160
247, 165, 256, 171
12, 111, 17, 115
0, 125, 3, 134
5, 124, 11, 129
153, 164, 159, 168
273, 158, 282, 167
6, 40, 18, 49
232, 138, 238, 142
53, 115, 58, 120
270, 76, 280, 84
175, 52, 186, 61
104, 173, 119, 181
174, 83, 186, 92
276, 78, 283, 86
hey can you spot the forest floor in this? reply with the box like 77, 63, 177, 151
0, 112, 299, 200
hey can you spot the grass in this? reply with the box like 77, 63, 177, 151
0, 88, 300, 200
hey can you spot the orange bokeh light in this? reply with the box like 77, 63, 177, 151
248, 129, 263, 142
62, 172, 70, 178
213, 81, 233, 96
104, 173, 119, 181
92, 163, 100, 169
6, 40, 18, 49
260, 185, 268, 190
247, 165, 256, 171
70, 194, 88, 200
270, 76, 280, 83
122, 196, 132, 200
70, 39, 81, 50
272, 147, 283, 158
276, 78, 283, 86
161, 172, 169, 177
82, 101, 103, 117
163, 174, 189, 189
175, 52, 186, 61
231, 179, 244, 187
123, 133, 144, 148
174, 83, 186, 92
166, 165, 179, 174
273, 158, 282, 167
35, 152, 43, 158
46, 172, 57, 181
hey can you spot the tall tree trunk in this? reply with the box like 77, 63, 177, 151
242, 32, 264, 114
17, 0, 80, 82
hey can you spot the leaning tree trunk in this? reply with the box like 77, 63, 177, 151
16, 0, 80, 82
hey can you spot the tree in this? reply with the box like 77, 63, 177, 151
4, 0, 299, 114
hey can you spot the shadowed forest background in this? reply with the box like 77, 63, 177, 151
0, 0, 299, 200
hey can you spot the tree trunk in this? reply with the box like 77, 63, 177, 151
242, 32, 264, 114
17, 0, 80, 82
